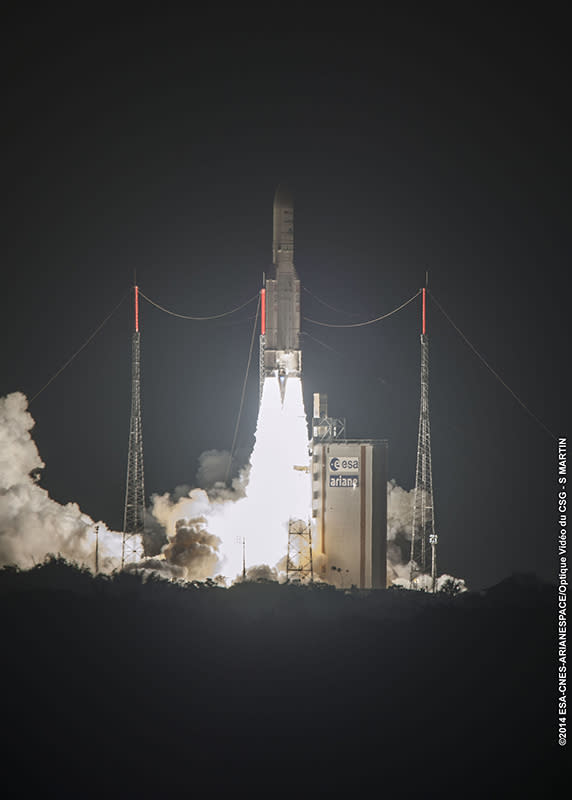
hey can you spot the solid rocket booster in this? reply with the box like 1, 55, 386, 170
263, 185, 301, 390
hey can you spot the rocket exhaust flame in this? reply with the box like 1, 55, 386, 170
0, 391, 464, 591
0, 182, 467, 593
145, 187, 311, 582
211, 376, 311, 580
151, 376, 312, 583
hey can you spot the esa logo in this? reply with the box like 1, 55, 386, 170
329, 456, 359, 472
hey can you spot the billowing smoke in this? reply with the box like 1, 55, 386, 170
162, 517, 221, 580
147, 463, 248, 581
387, 479, 414, 541
0, 393, 122, 572
196, 449, 232, 489
239, 564, 278, 583
435, 573, 467, 594
0, 390, 466, 593
148, 415, 466, 590
386, 479, 467, 592
149, 377, 311, 584
386, 479, 415, 584
123, 557, 187, 582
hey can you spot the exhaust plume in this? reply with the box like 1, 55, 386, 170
162, 517, 221, 581
0, 391, 466, 592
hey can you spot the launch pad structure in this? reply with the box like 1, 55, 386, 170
257, 186, 388, 590
311, 394, 388, 589
122, 284, 146, 566
410, 284, 438, 591
286, 518, 314, 581
119, 185, 430, 591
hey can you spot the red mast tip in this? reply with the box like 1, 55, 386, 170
260, 288, 266, 336
135, 285, 140, 333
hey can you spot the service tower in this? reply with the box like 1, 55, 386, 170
122, 283, 146, 566
410, 283, 438, 591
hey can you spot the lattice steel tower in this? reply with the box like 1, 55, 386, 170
286, 518, 314, 582
410, 285, 438, 591
122, 283, 146, 566
259, 281, 266, 405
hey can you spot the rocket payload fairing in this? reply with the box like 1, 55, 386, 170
261, 185, 301, 401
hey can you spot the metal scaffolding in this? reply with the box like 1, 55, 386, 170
410, 287, 438, 591
259, 332, 266, 405
259, 282, 266, 406
311, 393, 345, 441
122, 285, 146, 566
286, 518, 313, 582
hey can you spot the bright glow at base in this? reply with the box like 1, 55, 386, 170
211, 376, 311, 580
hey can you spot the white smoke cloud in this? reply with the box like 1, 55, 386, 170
391, 573, 468, 594
385, 479, 468, 592
148, 428, 466, 591
386, 479, 414, 584
387, 479, 414, 541
123, 556, 187, 582
436, 573, 468, 594
196, 449, 232, 488
149, 377, 311, 584
240, 564, 279, 583
0, 392, 122, 572
162, 516, 221, 580
0, 392, 467, 592
148, 481, 245, 581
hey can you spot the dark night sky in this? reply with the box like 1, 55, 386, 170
1, 19, 568, 590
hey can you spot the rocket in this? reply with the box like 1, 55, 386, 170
261, 185, 301, 401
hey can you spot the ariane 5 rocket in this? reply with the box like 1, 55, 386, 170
260, 185, 301, 402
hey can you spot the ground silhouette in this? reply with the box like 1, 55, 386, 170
1, 558, 559, 796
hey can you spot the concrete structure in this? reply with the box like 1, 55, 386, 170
311, 435, 388, 590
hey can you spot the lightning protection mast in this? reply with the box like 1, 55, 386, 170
122, 282, 146, 566
410, 281, 438, 592
259, 277, 266, 406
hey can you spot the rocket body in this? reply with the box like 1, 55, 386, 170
263, 186, 301, 387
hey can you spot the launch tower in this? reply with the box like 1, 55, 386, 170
286, 518, 314, 581
122, 284, 146, 566
410, 285, 437, 591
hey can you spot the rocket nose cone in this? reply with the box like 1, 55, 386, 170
274, 184, 294, 210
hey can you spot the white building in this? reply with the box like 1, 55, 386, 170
311, 396, 387, 589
